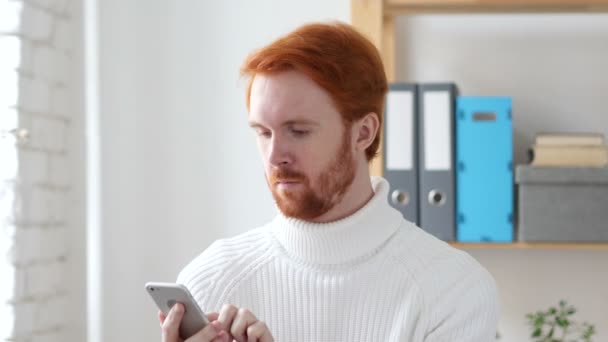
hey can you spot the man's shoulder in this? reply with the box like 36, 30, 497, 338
203, 225, 274, 256
388, 223, 499, 334
388, 223, 496, 292
176, 225, 275, 291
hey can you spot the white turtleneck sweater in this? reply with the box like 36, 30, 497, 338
177, 177, 499, 341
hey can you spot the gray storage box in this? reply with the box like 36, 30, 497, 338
516, 166, 608, 242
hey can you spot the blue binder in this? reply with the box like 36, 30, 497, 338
456, 96, 514, 242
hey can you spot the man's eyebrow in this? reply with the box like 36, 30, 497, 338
248, 121, 265, 129
283, 119, 319, 127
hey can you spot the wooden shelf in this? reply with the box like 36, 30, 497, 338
386, 0, 608, 15
449, 242, 608, 250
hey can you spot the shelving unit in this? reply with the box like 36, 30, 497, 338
352, 0, 608, 177
351, 0, 608, 250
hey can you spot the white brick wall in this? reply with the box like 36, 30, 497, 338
50, 86, 70, 117
20, 3, 54, 42
52, 20, 71, 53
1, 0, 76, 341
18, 77, 51, 114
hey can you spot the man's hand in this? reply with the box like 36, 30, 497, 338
215, 304, 274, 342
158, 303, 229, 342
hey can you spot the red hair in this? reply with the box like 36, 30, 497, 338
240, 21, 387, 161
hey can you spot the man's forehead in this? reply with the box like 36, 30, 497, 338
249, 72, 336, 126
250, 72, 318, 104
248, 97, 322, 126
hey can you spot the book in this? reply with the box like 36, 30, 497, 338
535, 133, 604, 146
530, 145, 608, 167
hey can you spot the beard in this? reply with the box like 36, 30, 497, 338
267, 128, 356, 221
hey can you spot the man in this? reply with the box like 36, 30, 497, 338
159, 22, 499, 342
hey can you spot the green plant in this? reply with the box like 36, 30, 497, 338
526, 300, 596, 342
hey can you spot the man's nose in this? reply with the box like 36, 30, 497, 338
268, 137, 291, 167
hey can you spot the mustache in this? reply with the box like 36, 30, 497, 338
270, 168, 306, 183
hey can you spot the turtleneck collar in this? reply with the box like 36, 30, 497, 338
271, 176, 404, 265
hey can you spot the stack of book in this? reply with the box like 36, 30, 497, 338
529, 133, 608, 167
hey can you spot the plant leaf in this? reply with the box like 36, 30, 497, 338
556, 316, 570, 327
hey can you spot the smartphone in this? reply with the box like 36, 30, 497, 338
145, 282, 210, 339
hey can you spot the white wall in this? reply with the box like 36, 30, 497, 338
96, 1, 350, 341
94, 3, 608, 342
396, 14, 608, 341
0, 0, 86, 341
396, 14, 608, 164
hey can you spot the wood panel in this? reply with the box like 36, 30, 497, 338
351, 0, 390, 177
351, 0, 384, 48
386, 0, 608, 14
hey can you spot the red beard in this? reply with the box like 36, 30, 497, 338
267, 129, 356, 220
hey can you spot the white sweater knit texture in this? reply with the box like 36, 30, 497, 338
177, 177, 499, 341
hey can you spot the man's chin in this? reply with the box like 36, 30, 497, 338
273, 196, 303, 217
279, 207, 322, 221
273, 196, 334, 221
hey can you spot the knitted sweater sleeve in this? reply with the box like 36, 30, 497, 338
176, 240, 227, 312
422, 251, 500, 342
175, 227, 274, 313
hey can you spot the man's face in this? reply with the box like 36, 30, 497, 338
248, 71, 356, 221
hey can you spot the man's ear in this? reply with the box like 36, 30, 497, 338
353, 112, 380, 152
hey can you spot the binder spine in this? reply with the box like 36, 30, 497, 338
456, 96, 514, 242
417, 83, 457, 241
384, 83, 419, 225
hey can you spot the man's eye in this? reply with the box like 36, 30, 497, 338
290, 129, 309, 137
256, 130, 271, 138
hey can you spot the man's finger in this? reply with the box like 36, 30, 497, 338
162, 303, 185, 341
230, 308, 257, 342
217, 304, 238, 332
209, 330, 230, 342
208, 321, 230, 342
206, 312, 219, 322
246, 321, 273, 342
184, 320, 222, 342
159, 310, 167, 326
